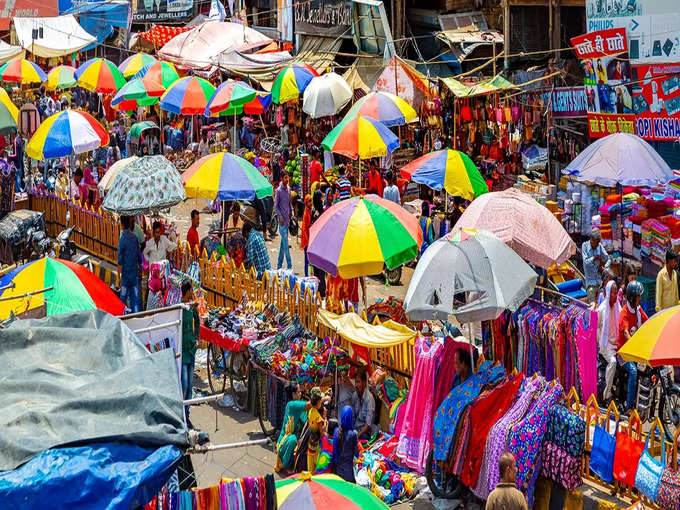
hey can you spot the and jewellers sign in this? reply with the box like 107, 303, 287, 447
295, 0, 351, 37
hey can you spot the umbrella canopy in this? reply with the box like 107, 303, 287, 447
160, 76, 216, 115
183, 152, 273, 200
26, 109, 109, 160
0, 88, 18, 123
276, 474, 389, 510
130, 120, 159, 141
322, 114, 399, 160
400, 149, 487, 200
205, 80, 257, 116
562, 132, 674, 187
243, 92, 272, 114
0, 257, 125, 318
112, 96, 158, 112
404, 229, 537, 323
0, 58, 46, 84
272, 63, 318, 104
118, 53, 157, 78
111, 77, 165, 108
0, 102, 18, 136
75, 58, 127, 94
345, 91, 417, 127
453, 187, 575, 269
102, 155, 186, 215
97, 156, 137, 193
134, 61, 180, 89
45, 65, 77, 90
302, 72, 352, 118
308, 194, 421, 278
619, 305, 680, 365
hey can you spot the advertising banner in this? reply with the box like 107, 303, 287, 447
0, 0, 59, 30
551, 87, 588, 118
294, 0, 351, 37
631, 63, 680, 140
571, 28, 627, 59
131, 0, 193, 22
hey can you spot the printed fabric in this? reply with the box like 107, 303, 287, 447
545, 405, 586, 457
657, 466, 680, 510
539, 441, 582, 491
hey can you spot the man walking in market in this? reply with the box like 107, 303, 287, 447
656, 249, 679, 312
117, 215, 142, 314
582, 228, 609, 303
274, 171, 293, 270
486, 452, 528, 510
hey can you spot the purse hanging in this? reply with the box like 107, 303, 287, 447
589, 408, 619, 484
634, 421, 667, 502
614, 414, 645, 487
657, 430, 680, 510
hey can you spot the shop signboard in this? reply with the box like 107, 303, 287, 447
0, 0, 58, 30
571, 29, 635, 138
294, 0, 351, 37
131, 0, 193, 22
632, 63, 680, 141
550, 87, 588, 118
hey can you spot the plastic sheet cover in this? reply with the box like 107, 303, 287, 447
0, 310, 188, 472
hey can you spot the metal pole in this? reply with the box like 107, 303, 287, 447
0, 286, 53, 302
188, 438, 270, 453
183, 393, 225, 405
132, 319, 182, 335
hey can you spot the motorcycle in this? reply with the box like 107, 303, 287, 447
636, 364, 680, 441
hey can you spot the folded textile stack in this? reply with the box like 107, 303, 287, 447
660, 215, 680, 253
642, 219, 670, 267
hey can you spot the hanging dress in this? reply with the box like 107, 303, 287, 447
395, 336, 443, 472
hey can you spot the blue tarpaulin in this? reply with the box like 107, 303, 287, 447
0, 443, 181, 509
67, 1, 131, 51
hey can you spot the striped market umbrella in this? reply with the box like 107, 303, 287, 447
619, 305, 680, 365
0, 102, 18, 135
271, 63, 318, 104
205, 80, 257, 116
276, 474, 388, 510
0, 58, 47, 85
346, 91, 417, 127
111, 77, 164, 108
134, 61, 180, 89
45, 65, 77, 90
76, 58, 127, 94
183, 151, 273, 200
0, 257, 125, 319
160, 76, 216, 115
118, 52, 157, 78
399, 149, 487, 200
214, 93, 272, 116
308, 194, 421, 278
26, 110, 109, 160
0, 88, 18, 124
321, 114, 399, 160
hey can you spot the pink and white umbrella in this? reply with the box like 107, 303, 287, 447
452, 187, 575, 269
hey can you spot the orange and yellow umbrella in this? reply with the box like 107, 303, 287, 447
619, 305, 680, 365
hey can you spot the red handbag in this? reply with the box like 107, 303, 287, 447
461, 103, 472, 122
489, 142, 503, 161
613, 415, 645, 486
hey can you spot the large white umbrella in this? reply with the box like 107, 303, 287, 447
302, 72, 352, 118
97, 156, 138, 193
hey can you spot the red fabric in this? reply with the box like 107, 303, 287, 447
187, 226, 199, 255
310, 160, 323, 184
199, 325, 246, 351
367, 170, 383, 196
139, 25, 192, 46
301, 207, 311, 249
618, 306, 648, 349
432, 338, 472, 410
459, 374, 523, 488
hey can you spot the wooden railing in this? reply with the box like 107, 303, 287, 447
28, 192, 417, 377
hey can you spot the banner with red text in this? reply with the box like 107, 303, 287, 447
571, 28, 627, 59
631, 63, 680, 141
588, 113, 636, 138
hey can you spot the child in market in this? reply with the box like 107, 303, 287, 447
307, 387, 329, 473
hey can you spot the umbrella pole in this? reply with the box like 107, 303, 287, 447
359, 159, 362, 188
160, 111, 164, 156
467, 322, 475, 374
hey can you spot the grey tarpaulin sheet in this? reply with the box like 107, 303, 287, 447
0, 310, 189, 471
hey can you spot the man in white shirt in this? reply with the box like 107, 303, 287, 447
143, 221, 177, 263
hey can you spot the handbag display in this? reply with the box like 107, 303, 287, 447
657, 431, 680, 510
634, 422, 666, 502
614, 416, 645, 486
589, 413, 619, 484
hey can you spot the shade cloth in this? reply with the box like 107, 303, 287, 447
66, 1, 130, 52
374, 56, 431, 107
14, 16, 96, 58
317, 309, 416, 348
0, 310, 188, 472
440, 74, 516, 98
0, 41, 24, 64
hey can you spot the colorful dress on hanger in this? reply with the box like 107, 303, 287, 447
396, 336, 443, 472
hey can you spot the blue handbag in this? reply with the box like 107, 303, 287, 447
589, 417, 618, 483
635, 422, 666, 502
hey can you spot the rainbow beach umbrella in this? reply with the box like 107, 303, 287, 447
321, 114, 399, 160
118, 52, 157, 78
346, 91, 417, 127
112, 77, 164, 108
160, 76, 215, 115
0, 58, 47, 85
76, 58, 127, 94
134, 61, 180, 88
308, 194, 421, 278
0, 257, 125, 319
26, 109, 109, 160
271, 63, 318, 104
276, 473, 389, 510
205, 80, 257, 116
0, 88, 18, 123
183, 152, 273, 200
619, 305, 680, 365
400, 149, 488, 200
45, 65, 77, 90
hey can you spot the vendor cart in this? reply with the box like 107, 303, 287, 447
0, 210, 47, 265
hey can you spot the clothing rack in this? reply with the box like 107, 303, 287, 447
534, 285, 590, 308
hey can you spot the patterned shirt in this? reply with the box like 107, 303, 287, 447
247, 229, 271, 278
337, 177, 351, 201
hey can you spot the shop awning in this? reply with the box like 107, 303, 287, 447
318, 309, 416, 348
374, 55, 432, 107
440, 74, 517, 97
0, 41, 24, 64
13, 16, 96, 58
67, 1, 130, 52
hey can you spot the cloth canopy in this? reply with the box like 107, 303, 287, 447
440, 74, 516, 98
158, 21, 271, 71
375, 56, 431, 107
67, 1, 130, 52
317, 309, 416, 348
14, 16, 96, 58
137, 25, 193, 48
0, 41, 24, 64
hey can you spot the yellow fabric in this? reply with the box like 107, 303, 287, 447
655, 266, 679, 312
317, 309, 416, 347
598, 500, 619, 510
564, 490, 583, 510
533, 478, 551, 510
442, 150, 474, 198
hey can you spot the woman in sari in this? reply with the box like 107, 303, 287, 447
275, 382, 307, 473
